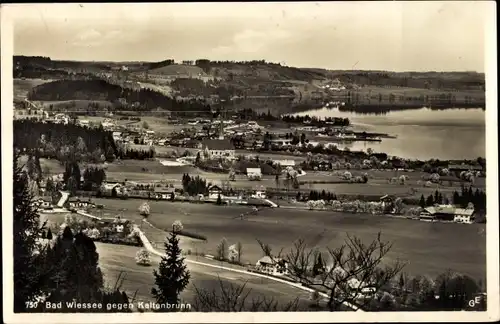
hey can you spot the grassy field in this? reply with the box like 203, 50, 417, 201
14, 78, 54, 100
89, 198, 486, 281
96, 242, 314, 310
37, 100, 114, 111
35, 157, 485, 200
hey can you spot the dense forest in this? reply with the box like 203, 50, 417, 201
14, 120, 159, 162
14, 119, 118, 161
28, 79, 212, 113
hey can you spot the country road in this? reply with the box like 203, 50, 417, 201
95, 242, 315, 311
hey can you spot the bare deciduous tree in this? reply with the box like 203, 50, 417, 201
216, 237, 228, 261
192, 276, 300, 312
258, 232, 405, 311
236, 242, 243, 264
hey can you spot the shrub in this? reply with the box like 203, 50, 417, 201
136, 249, 151, 266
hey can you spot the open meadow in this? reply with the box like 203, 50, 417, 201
14, 78, 54, 100
35, 157, 485, 200
88, 198, 486, 281
37, 100, 114, 111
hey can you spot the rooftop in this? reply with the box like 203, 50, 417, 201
424, 205, 475, 215
454, 208, 475, 217
202, 139, 234, 151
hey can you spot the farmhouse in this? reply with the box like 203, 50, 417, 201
208, 185, 223, 199
255, 256, 289, 276
453, 208, 476, 224
201, 139, 235, 159
419, 205, 475, 223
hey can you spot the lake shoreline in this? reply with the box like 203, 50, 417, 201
287, 106, 485, 160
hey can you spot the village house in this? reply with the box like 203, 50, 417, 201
325, 265, 375, 296
379, 195, 395, 210
208, 185, 223, 199
101, 119, 116, 129
251, 186, 267, 199
54, 113, 70, 124
255, 256, 289, 276
271, 138, 293, 146
32, 197, 53, 210
14, 108, 49, 121
112, 131, 123, 142
67, 198, 96, 210
246, 168, 262, 181
201, 139, 235, 159
153, 187, 176, 200
78, 119, 90, 127
99, 182, 128, 198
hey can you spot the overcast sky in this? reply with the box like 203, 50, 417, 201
9, 2, 492, 72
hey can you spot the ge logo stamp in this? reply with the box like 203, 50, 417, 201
467, 294, 487, 310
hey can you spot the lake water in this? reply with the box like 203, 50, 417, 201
292, 107, 486, 160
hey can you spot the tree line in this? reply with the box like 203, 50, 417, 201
281, 114, 350, 127
28, 79, 212, 113
298, 190, 338, 202
181, 173, 209, 196
418, 186, 486, 212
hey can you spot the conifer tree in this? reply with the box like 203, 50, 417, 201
13, 152, 47, 312
151, 230, 190, 310
46, 228, 53, 240
425, 194, 434, 206
419, 194, 426, 208
312, 252, 324, 276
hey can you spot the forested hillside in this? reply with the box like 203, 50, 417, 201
28, 79, 212, 113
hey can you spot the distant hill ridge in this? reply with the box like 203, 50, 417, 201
14, 55, 485, 90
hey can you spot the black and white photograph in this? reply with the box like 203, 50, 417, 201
2, 2, 498, 323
